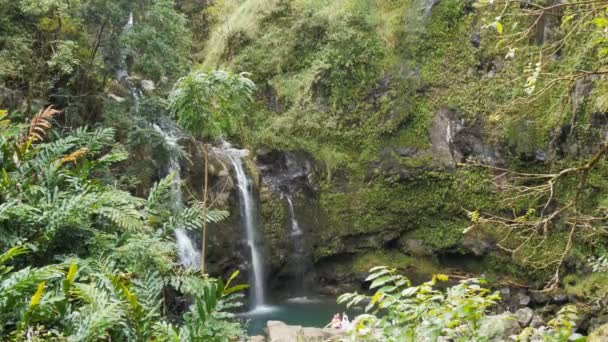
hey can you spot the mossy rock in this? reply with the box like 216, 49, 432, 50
564, 273, 608, 300
588, 323, 608, 342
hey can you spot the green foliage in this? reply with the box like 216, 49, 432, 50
0, 110, 244, 339
338, 267, 501, 341
517, 305, 584, 342
123, 0, 192, 80
169, 70, 256, 140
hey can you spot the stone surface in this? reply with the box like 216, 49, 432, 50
516, 292, 531, 307
430, 108, 502, 168
479, 313, 522, 342
398, 238, 434, 257
515, 307, 534, 327
529, 314, 544, 329
141, 79, 155, 93
267, 321, 303, 342
267, 321, 347, 342
246, 336, 266, 342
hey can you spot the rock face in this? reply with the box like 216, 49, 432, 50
256, 149, 318, 196
430, 108, 502, 168
266, 321, 345, 342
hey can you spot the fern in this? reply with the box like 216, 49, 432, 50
26, 106, 60, 143
146, 172, 175, 213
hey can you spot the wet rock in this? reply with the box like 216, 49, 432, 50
247, 336, 266, 342
256, 150, 317, 195
430, 108, 461, 168
479, 313, 522, 341
551, 294, 568, 305
430, 108, 502, 168
516, 307, 534, 327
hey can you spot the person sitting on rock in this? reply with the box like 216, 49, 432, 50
341, 313, 350, 330
330, 313, 341, 329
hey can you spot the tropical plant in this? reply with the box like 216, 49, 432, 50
0, 108, 245, 340
338, 266, 501, 341
169, 69, 255, 275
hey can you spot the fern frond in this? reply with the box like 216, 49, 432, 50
59, 147, 89, 165
26, 106, 60, 143
0, 245, 28, 267
0, 109, 9, 130
146, 173, 175, 212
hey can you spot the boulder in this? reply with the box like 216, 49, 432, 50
141, 79, 155, 94
530, 314, 544, 329
247, 336, 266, 342
267, 321, 303, 342
266, 321, 346, 342
515, 308, 534, 327
479, 313, 522, 341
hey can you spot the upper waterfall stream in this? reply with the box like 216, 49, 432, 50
221, 145, 268, 310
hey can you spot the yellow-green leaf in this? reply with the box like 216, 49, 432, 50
496, 22, 504, 34
30, 282, 45, 307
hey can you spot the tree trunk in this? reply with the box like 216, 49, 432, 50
201, 143, 209, 276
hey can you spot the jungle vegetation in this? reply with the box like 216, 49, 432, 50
1, 0, 608, 340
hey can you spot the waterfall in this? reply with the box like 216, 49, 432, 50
285, 196, 305, 289
222, 146, 267, 309
117, 12, 142, 109
152, 124, 200, 269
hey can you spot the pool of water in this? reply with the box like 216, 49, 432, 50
239, 297, 358, 336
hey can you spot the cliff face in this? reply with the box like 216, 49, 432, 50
191, 0, 608, 292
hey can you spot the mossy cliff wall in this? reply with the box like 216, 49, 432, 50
199, 0, 608, 289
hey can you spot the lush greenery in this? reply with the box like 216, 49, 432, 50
3, 0, 608, 339
339, 267, 583, 341
0, 108, 246, 340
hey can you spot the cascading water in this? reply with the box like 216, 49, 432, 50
285, 196, 306, 290
117, 12, 142, 108
152, 124, 200, 269
221, 145, 267, 309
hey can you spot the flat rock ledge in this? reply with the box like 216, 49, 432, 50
247, 320, 347, 342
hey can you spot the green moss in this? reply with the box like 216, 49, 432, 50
351, 251, 441, 276
260, 192, 288, 268
564, 273, 608, 299
404, 221, 466, 250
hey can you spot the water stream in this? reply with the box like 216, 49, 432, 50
285, 196, 306, 291
153, 124, 200, 269
222, 145, 267, 309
